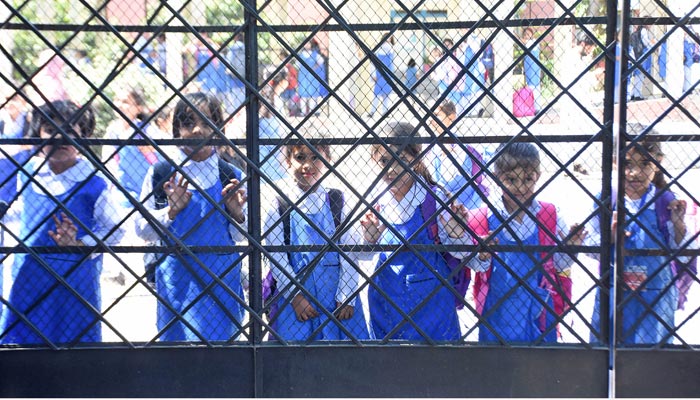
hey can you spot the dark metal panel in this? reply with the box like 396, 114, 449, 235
617, 350, 700, 398
260, 346, 608, 398
0, 347, 255, 397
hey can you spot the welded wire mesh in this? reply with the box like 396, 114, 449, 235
0, 0, 698, 349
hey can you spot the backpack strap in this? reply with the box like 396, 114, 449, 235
327, 188, 344, 232
151, 161, 174, 210
218, 157, 243, 184
420, 189, 472, 309
465, 145, 489, 198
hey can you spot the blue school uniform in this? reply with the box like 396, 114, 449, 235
1, 168, 108, 344
156, 174, 245, 342
271, 192, 369, 341
590, 187, 680, 345
297, 49, 323, 99
478, 212, 557, 343
373, 49, 394, 97
368, 193, 461, 341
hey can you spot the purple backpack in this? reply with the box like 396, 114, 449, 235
420, 189, 471, 309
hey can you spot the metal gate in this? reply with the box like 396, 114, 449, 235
1, 0, 699, 396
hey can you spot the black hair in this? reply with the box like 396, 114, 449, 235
493, 142, 541, 175
373, 121, 437, 186
29, 100, 95, 138
625, 124, 666, 189
172, 92, 223, 138
407, 58, 417, 68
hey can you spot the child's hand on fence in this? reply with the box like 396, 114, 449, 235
567, 223, 587, 246
439, 203, 468, 238
222, 178, 247, 223
477, 231, 498, 261
164, 174, 192, 220
360, 205, 385, 244
291, 294, 319, 321
335, 302, 355, 320
668, 199, 688, 244
48, 212, 82, 246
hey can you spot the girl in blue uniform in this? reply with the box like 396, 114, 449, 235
360, 121, 474, 341
297, 39, 325, 116
262, 134, 369, 341
468, 142, 584, 343
427, 100, 488, 210
135, 93, 248, 342
586, 134, 697, 345
0, 100, 125, 345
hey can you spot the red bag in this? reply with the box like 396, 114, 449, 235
512, 87, 535, 117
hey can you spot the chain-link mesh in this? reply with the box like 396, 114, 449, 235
0, 0, 699, 349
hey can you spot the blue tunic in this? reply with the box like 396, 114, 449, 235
463, 46, 484, 97
1, 174, 106, 344
297, 50, 324, 98
272, 200, 369, 341
479, 214, 557, 343
373, 52, 394, 96
524, 42, 541, 88
156, 178, 245, 342
368, 203, 460, 341
591, 197, 677, 345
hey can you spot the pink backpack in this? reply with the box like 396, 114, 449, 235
512, 87, 536, 117
468, 202, 572, 330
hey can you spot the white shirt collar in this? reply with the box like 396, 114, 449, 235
172, 148, 219, 190
32, 157, 98, 196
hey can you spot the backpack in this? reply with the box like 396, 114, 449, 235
612, 189, 698, 310
513, 86, 535, 117
262, 189, 344, 317
468, 202, 572, 329
420, 189, 472, 309
630, 26, 644, 59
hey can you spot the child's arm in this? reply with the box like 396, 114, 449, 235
221, 176, 248, 242
666, 198, 699, 262
336, 206, 364, 320
68, 182, 126, 247
134, 166, 177, 243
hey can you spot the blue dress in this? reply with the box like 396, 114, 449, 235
272, 199, 369, 341
479, 213, 557, 343
368, 203, 461, 341
156, 176, 245, 342
463, 46, 484, 98
297, 50, 323, 99
373, 51, 394, 96
591, 192, 678, 345
0, 174, 106, 344
524, 42, 541, 88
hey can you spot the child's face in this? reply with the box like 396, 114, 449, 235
287, 145, 328, 192
372, 146, 415, 194
40, 124, 80, 170
430, 109, 456, 135
624, 149, 658, 200
114, 92, 140, 121
178, 113, 215, 162
496, 166, 540, 211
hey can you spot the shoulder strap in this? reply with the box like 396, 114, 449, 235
536, 201, 557, 247
152, 161, 174, 210
654, 190, 675, 246
327, 188, 344, 230
218, 157, 243, 184
421, 189, 439, 242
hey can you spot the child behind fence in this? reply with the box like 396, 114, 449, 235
135, 92, 248, 342
261, 127, 369, 341
0, 100, 125, 344
467, 142, 584, 343
360, 121, 474, 341
585, 131, 698, 345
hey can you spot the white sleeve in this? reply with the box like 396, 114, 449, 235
553, 211, 576, 273
134, 166, 174, 243
666, 218, 699, 264
436, 189, 474, 259
80, 183, 126, 246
